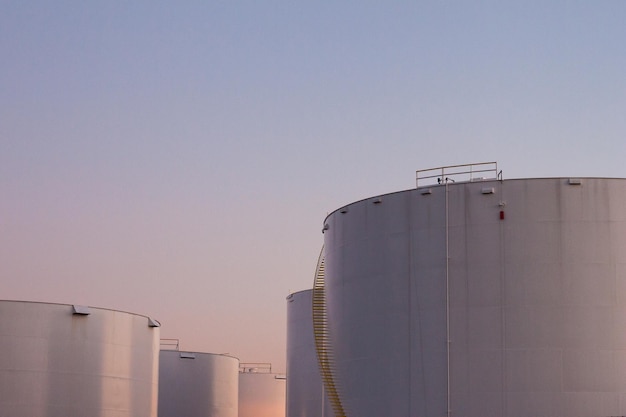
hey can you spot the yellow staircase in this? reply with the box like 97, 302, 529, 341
312, 249, 347, 417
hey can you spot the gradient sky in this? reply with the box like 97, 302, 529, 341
1, 1, 625, 372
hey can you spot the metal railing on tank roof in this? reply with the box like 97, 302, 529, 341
160, 338, 180, 351
416, 161, 501, 187
239, 363, 273, 373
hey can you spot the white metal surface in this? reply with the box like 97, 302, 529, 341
0, 300, 160, 417
286, 289, 333, 417
322, 176, 626, 417
239, 365, 286, 417
158, 350, 239, 417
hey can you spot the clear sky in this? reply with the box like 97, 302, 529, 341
1, 1, 625, 372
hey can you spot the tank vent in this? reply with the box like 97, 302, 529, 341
312, 249, 347, 417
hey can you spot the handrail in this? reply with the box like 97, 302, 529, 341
312, 248, 347, 417
240, 363, 273, 373
416, 162, 499, 187
160, 338, 180, 351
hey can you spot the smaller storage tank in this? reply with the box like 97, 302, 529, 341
0, 300, 160, 417
158, 349, 239, 417
239, 363, 286, 417
286, 289, 333, 417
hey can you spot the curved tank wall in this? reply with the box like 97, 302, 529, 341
158, 350, 239, 417
286, 289, 333, 417
322, 177, 626, 417
239, 366, 286, 417
0, 300, 160, 417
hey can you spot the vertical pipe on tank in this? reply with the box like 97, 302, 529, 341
499, 181, 507, 417
445, 180, 451, 417
408, 189, 413, 416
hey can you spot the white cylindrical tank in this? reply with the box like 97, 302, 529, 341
158, 350, 239, 417
0, 300, 160, 417
286, 289, 333, 417
239, 364, 286, 417
322, 177, 626, 417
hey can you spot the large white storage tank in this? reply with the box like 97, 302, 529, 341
158, 350, 239, 417
239, 363, 286, 417
286, 289, 332, 417
0, 300, 160, 417
320, 165, 626, 417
